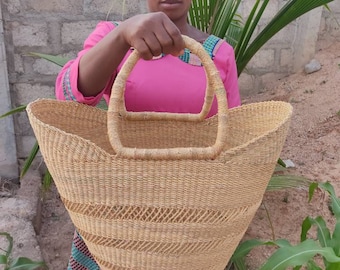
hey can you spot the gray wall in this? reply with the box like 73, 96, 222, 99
0, 0, 339, 178
0, 4, 18, 180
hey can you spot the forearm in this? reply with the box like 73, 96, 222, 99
78, 26, 130, 97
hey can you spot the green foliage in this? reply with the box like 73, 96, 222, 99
42, 169, 53, 192
266, 162, 312, 191
230, 182, 340, 269
28, 52, 69, 67
0, 105, 27, 118
189, 0, 334, 75
0, 232, 47, 270
189, 0, 242, 44
20, 141, 39, 179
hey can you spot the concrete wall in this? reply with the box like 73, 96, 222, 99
0, 0, 339, 178
0, 0, 146, 178
318, 1, 340, 47
0, 4, 18, 180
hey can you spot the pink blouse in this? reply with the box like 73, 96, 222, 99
55, 21, 240, 117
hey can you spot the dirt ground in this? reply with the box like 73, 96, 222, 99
36, 40, 340, 269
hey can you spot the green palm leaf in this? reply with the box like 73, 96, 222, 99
8, 257, 46, 270
28, 52, 69, 67
189, 0, 334, 75
234, 0, 269, 69
189, 0, 242, 36
20, 141, 39, 179
0, 105, 27, 118
0, 233, 13, 259
224, 18, 243, 48
237, 0, 334, 74
42, 170, 53, 192
267, 175, 311, 191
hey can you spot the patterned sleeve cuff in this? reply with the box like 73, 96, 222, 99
62, 66, 77, 101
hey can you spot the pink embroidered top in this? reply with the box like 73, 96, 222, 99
55, 21, 241, 116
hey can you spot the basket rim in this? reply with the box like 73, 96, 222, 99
27, 98, 292, 161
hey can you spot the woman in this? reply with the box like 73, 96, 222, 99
56, 0, 241, 268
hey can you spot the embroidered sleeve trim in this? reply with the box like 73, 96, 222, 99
62, 67, 77, 101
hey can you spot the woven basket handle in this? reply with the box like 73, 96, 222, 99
108, 35, 228, 160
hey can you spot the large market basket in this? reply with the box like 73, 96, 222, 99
27, 36, 293, 270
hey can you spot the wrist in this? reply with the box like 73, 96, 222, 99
112, 22, 132, 52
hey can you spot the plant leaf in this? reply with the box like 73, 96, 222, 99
259, 239, 340, 270
308, 182, 320, 203
210, 0, 242, 38
237, 0, 334, 75
231, 239, 267, 260
266, 175, 311, 191
230, 239, 294, 269
319, 182, 340, 218
230, 240, 263, 269
8, 257, 46, 270
20, 141, 39, 179
28, 52, 69, 67
277, 158, 286, 167
231, 258, 247, 270
301, 216, 313, 242
231, 239, 279, 261
274, 239, 293, 248
331, 221, 340, 256
42, 170, 53, 192
313, 216, 331, 248
189, 0, 242, 37
0, 254, 7, 264
325, 262, 340, 270
224, 19, 243, 48
0, 232, 13, 258
235, 0, 270, 67
301, 216, 331, 247
0, 105, 27, 118
306, 260, 323, 269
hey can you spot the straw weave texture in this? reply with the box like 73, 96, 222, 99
27, 36, 292, 269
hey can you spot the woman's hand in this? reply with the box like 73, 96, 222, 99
118, 12, 185, 60
78, 12, 186, 96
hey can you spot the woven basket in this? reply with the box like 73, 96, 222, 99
27, 36, 292, 270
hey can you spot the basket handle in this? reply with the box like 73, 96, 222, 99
107, 35, 229, 160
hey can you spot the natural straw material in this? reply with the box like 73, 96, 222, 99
27, 35, 292, 269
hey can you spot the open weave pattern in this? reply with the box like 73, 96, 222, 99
27, 98, 292, 269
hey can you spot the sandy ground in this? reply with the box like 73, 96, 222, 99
242, 40, 340, 269
35, 40, 340, 269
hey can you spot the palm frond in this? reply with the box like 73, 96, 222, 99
189, 0, 334, 75
267, 175, 312, 191
20, 141, 39, 179
28, 52, 69, 67
237, 0, 334, 74
0, 105, 27, 118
